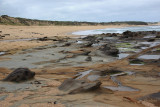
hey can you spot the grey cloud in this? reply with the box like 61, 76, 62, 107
0, 0, 159, 22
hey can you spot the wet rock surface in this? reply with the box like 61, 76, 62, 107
0, 30, 160, 107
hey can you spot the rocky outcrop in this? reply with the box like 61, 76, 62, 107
3, 68, 35, 82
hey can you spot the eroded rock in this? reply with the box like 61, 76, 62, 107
59, 78, 101, 94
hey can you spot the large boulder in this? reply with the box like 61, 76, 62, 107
3, 68, 35, 82
59, 78, 101, 94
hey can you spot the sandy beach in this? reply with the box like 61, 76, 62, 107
0, 0, 160, 106
0, 25, 160, 107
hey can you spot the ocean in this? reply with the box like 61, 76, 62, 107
72, 25, 160, 35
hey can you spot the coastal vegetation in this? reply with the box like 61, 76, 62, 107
0, 15, 148, 26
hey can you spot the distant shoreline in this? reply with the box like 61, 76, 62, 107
0, 15, 150, 26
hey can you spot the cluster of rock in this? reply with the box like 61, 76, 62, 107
121, 30, 160, 39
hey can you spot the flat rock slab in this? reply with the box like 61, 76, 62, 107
59, 78, 101, 94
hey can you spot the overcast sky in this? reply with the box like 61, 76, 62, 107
0, 0, 159, 22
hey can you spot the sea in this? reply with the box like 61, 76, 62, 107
72, 25, 160, 35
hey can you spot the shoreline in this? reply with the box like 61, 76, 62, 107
0, 24, 136, 52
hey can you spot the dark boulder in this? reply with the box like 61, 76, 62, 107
3, 68, 35, 82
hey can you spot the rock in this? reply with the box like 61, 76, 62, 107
93, 69, 123, 76
147, 38, 155, 42
3, 34, 10, 36
0, 31, 2, 33
38, 37, 48, 41
138, 92, 160, 106
3, 68, 35, 82
62, 42, 71, 47
129, 58, 144, 64
59, 78, 101, 94
78, 51, 91, 56
85, 56, 92, 61
111, 33, 117, 37
80, 42, 93, 48
0, 35, 2, 39
68, 50, 91, 56
100, 44, 119, 56
82, 36, 97, 42
122, 31, 139, 38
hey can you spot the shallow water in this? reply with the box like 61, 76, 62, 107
87, 75, 101, 81
138, 55, 160, 59
139, 41, 160, 47
0, 52, 5, 56
72, 25, 160, 35
104, 86, 139, 91
0, 80, 46, 92
143, 35, 156, 38
118, 53, 130, 59
0, 38, 37, 42
75, 70, 93, 79
76, 40, 83, 44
